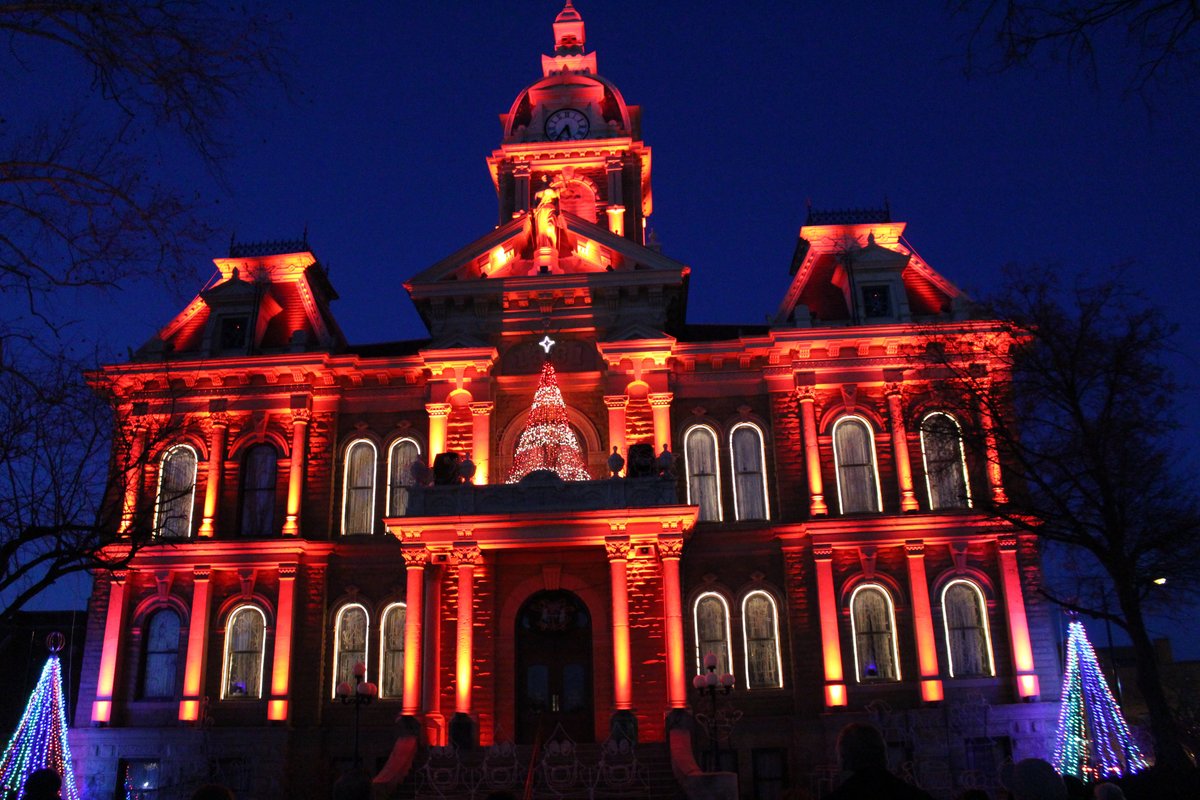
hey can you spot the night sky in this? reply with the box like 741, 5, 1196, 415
14, 3, 1199, 654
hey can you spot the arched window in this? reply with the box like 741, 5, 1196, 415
386, 438, 421, 517
833, 417, 881, 514
742, 591, 783, 689
153, 445, 197, 538
850, 585, 900, 681
342, 440, 377, 535
222, 606, 266, 699
140, 609, 181, 699
333, 603, 369, 698
693, 592, 731, 676
921, 413, 972, 510
730, 423, 769, 521
240, 444, 278, 535
684, 426, 722, 522
942, 580, 995, 677
379, 602, 407, 699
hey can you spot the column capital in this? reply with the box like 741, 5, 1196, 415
997, 534, 1019, 552
605, 155, 624, 171
657, 533, 684, 559
468, 401, 494, 416
110, 569, 130, 584
278, 563, 299, 579
402, 546, 429, 568
208, 411, 232, 430
603, 395, 630, 410
904, 539, 925, 557
604, 536, 631, 561
813, 544, 834, 561
425, 402, 452, 418
795, 385, 817, 402
290, 408, 311, 426
885, 381, 904, 397
648, 392, 674, 408
193, 565, 212, 581
513, 161, 531, 178
454, 543, 482, 566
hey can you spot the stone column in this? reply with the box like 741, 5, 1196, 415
469, 403, 493, 485
648, 393, 673, 454
119, 423, 148, 535
998, 535, 1040, 698
426, 403, 451, 461
282, 410, 310, 536
605, 535, 633, 711
659, 534, 688, 709
603, 395, 629, 459
453, 545, 480, 715
179, 566, 212, 721
402, 546, 428, 716
198, 413, 229, 538
904, 541, 943, 702
513, 162, 531, 215
91, 570, 129, 723
797, 388, 829, 516
813, 546, 846, 706
979, 386, 1009, 504
886, 384, 920, 512
268, 564, 298, 721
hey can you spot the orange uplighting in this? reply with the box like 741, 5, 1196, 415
91, 700, 112, 723
455, 560, 475, 714
178, 699, 200, 722
825, 683, 847, 707
268, 699, 289, 721
609, 552, 633, 710
921, 679, 944, 703
1018, 674, 1040, 698
269, 568, 297, 720
814, 557, 844, 683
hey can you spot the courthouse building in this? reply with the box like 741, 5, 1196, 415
72, 3, 1061, 798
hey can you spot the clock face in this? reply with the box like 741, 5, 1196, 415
545, 108, 590, 141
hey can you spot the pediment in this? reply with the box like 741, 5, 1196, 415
406, 211, 689, 291
603, 321, 672, 342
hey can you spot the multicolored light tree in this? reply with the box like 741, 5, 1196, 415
1052, 616, 1149, 780
506, 348, 591, 483
0, 634, 82, 800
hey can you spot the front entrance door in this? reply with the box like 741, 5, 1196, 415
516, 590, 594, 743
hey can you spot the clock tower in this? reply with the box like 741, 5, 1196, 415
488, 1, 652, 242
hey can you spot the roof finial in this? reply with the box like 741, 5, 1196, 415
554, 0, 585, 55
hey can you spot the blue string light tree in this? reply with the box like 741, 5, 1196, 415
506, 337, 591, 483
1052, 615, 1149, 781
0, 633, 81, 800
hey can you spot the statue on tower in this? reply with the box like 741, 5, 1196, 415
533, 176, 565, 252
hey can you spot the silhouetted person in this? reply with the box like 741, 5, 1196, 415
656, 444, 674, 476
828, 723, 935, 800
607, 446, 625, 477
1000, 759, 1067, 800
190, 785, 235, 800
20, 769, 60, 800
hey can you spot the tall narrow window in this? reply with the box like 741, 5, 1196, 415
942, 580, 995, 677
154, 445, 198, 538
693, 592, 731, 676
333, 603, 369, 697
380, 602, 407, 698
222, 606, 266, 699
342, 440, 377, 535
833, 417, 881, 514
684, 425, 722, 522
387, 438, 421, 517
730, 423, 769, 521
921, 412, 972, 510
742, 591, 783, 689
240, 444, 278, 535
850, 585, 900, 681
141, 610, 181, 699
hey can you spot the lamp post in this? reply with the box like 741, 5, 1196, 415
692, 652, 734, 770
336, 662, 378, 766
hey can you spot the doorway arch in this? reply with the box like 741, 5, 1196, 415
515, 589, 595, 743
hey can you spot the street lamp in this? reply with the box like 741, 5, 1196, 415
335, 662, 378, 766
692, 652, 735, 770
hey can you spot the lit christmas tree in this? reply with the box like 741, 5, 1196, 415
0, 633, 81, 800
1052, 616, 1149, 781
507, 338, 591, 483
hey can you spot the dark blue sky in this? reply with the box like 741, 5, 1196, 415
16, 3, 1199, 654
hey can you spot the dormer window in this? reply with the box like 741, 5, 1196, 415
861, 285, 891, 318
218, 316, 250, 352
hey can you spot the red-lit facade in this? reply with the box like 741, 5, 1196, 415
72, 5, 1061, 798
